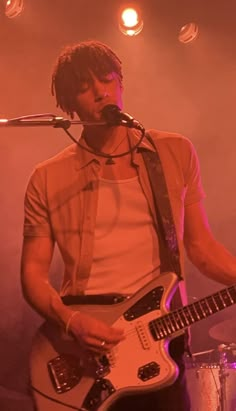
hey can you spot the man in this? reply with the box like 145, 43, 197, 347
21, 40, 236, 411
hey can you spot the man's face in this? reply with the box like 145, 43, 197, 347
74, 70, 123, 122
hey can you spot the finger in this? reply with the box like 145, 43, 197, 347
91, 325, 124, 343
77, 335, 112, 352
101, 331, 125, 344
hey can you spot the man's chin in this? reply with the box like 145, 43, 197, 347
77, 116, 101, 124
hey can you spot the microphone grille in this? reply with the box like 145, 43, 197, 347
101, 105, 121, 125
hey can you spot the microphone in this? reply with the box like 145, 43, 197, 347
101, 104, 142, 129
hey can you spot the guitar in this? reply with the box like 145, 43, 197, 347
30, 272, 236, 411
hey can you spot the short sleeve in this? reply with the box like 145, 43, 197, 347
182, 139, 206, 206
23, 167, 53, 238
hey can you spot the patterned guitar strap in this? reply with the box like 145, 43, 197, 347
141, 133, 183, 310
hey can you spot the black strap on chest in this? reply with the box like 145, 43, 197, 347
141, 133, 183, 307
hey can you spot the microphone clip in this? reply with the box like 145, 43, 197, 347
101, 104, 143, 131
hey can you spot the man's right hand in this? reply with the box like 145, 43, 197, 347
68, 311, 125, 354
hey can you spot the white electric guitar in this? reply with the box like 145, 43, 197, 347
30, 272, 236, 411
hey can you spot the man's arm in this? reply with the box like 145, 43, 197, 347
184, 201, 236, 285
21, 236, 73, 327
21, 236, 124, 352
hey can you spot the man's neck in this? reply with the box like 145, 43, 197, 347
82, 125, 129, 154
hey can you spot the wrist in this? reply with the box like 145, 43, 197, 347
65, 311, 80, 335
50, 294, 75, 329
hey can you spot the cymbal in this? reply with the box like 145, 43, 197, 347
209, 319, 236, 343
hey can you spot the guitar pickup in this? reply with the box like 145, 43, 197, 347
47, 353, 82, 394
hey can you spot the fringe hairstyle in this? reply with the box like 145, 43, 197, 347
51, 40, 123, 119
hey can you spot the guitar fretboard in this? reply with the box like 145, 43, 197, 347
149, 284, 236, 341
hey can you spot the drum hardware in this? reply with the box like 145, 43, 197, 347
218, 344, 229, 411
191, 348, 216, 357
208, 318, 236, 410
186, 344, 236, 410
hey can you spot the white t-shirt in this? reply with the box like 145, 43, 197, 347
86, 176, 160, 295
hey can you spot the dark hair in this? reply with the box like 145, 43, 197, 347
51, 40, 123, 118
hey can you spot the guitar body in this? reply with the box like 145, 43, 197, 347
30, 270, 236, 411
30, 272, 181, 411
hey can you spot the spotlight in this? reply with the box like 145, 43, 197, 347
178, 22, 199, 44
5, 0, 24, 18
118, 5, 143, 36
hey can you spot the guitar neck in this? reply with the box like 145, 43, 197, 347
149, 284, 236, 340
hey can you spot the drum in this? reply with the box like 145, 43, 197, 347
186, 362, 236, 411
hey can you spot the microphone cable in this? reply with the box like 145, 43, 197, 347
61, 107, 146, 163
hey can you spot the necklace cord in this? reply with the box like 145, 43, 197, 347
62, 124, 146, 160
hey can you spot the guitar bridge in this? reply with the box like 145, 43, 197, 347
47, 353, 82, 394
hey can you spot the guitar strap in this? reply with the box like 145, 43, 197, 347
141, 133, 183, 309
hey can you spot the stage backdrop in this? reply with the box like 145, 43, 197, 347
0, 1, 236, 409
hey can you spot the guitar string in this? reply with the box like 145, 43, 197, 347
109, 286, 236, 342
107, 310, 183, 345
116, 316, 179, 341
121, 304, 215, 340
118, 305, 193, 339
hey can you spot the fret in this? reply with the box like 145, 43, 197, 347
166, 316, 176, 332
163, 318, 172, 335
199, 299, 211, 316
228, 286, 236, 302
207, 296, 219, 312
225, 289, 234, 304
218, 292, 226, 308
174, 311, 185, 328
205, 298, 213, 314
184, 307, 195, 323
212, 294, 224, 310
156, 320, 167, 338
148, 284, 236, 342
219, 290, 229, 306
221, 289, 233, 305
162, 317, 172, 334
182, 307, 192, 325
152, 322, 163, 340
171, 312, 181, 329
194, 301, 206, 319
189, 304, 200, 321
153, 323, 162, 339
157, 319, 168, 337
149, 322, 158, 340
167, 313, 179, 331
156, 328, 164, 339
180, 308, 190, 326
168, 313, 181, 330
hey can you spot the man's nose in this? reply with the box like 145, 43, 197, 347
93, 80, 109, 102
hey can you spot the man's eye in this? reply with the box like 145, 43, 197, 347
101, 74, 113, 82
78, 83, 89, 93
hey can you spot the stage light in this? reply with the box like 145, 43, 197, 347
118, 5, 143, 36
4, 0, 24, 18
178, 22, 199, 44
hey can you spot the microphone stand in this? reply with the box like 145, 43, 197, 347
0, 113, 107, 129
0, 112, 146, 160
